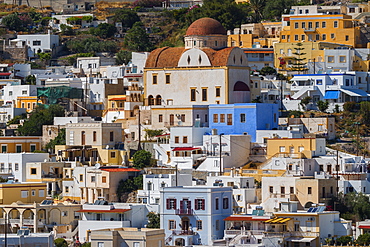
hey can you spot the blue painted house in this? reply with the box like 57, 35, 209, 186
209, 103, 279, 142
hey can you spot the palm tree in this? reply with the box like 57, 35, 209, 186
249, 0, 266, 22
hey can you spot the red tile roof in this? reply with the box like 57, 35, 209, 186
185, 18, 226, 36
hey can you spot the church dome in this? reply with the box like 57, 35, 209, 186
185, 18, 227, 36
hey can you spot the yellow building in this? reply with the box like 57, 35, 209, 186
266, 138, 325, 159
16, 96, 44, 113
0, 136, 42, 153
273, 42, 351, 73
280, 14, 364, 47
0, 182, 46, 204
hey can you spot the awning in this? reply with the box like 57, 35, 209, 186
324, 91, 340, 99
265, 217, 291, 223
0, 73, 11, 76
109, 97, 126, 101
77, 209, 131, 213
172, 147, 201, 151
286, 237, 316, 242
359, 225, 370, 229
340, 88, 370, 97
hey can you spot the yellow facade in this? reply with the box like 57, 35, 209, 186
0, 183, 47, 204
280, 14, 363, 47
16, 96, 44, 113
274, 42, 351, 72
266, 138, 317, 159
228, 35, 279, 48
0, 136, 42, 153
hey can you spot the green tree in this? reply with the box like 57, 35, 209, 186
359, 101, 370, 125
147, 212, 160, 228
17, 105, 65, 136
317, 100, 329, 113
113, 9, 140, 29
116, 50, 132, 65
357, 233, 370, 245
289, 43, 308, 72
144, 129, 164, 141
25, 75, 36, 85
288, 110, 303, 118
124, 22, 154, 52
90, 23, 117, 39
54, 238, 68, 247
133, 149, 152, 169
45, 128, 66, 152
1, 13, 23, 31
299, 96, 311, 111
336, 236, 352, 245
81, 243, 91, 247
38, 52, 51, 61
116, 174, 143, 201
66, 37, 118, 54
60, 24, 74, 35
259, 66, 276, 76
249, 0, 266, 22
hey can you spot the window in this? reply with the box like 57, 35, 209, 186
205, 114, 208, 122
110, 131, 114, 142
322, 22, 326, 28
31, 168, 37, 175
315, 34, 320, 41
152, 74, 157, 84
220, 114, 225, 123
147, 182, 152, 190
169, 220, 176, 230
282, 35, 286, 39
183, 136, 188, 143
102, 176, 106, 183
290, 187, 294, 194
215, 198, 219, 210
334, 21, 338, 28
240, 113, 246, 123
133, 243, 139, 247
269, 186, 273, 193
159, 114, 163, 122
345, 35, 349, 41
165, 198, 177, 210
308, 187, 312, 194
39, 189, 44, 197
190, 88, 196, 101
15, 163, 19, 171
98, 242, 105, 247
1, 145, 6, 153
315, 22, 319, 28
22, 90, 27, 95
301, 22, 306, 29
165, 74, 170, 84
65, 186, 69, 193
21, 191, 28, 198
79, 174, 83, 182
175, 136, 179, 143
339, 56, 346, 63
322, 34, 326, 40
9, 91, 12, 96
93, 131, 97, 142
328, 56, 334, 63
281, 186, 285, 195
216, 220, 220, 230
215, 87, 221, 97
195, 198, 205, 210
294, 35, 299, 41
91, 176, 96, 182
110, 151, 116, 158
227, 114, 232, 125
301, 35, 305, 41
223, 197, 229, 209
213, 114, 218, 123
16, 145, 21, 153
294, 22, 298, 29
196, 220, 203, 230
30, 144, 36, 152
33, 40, 41, 46
181, 114, 185, 122
308, 22, 312, 28
331, 33, 335, 39
279, 146, 285, 152
202, 88, 207, 101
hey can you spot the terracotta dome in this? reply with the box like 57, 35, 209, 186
185, 18, 226, 36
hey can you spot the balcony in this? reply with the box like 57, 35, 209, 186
172, 230, 194, 236
303, 28, 316, 32
225, 229, 264, 236
175, 209, 193, 215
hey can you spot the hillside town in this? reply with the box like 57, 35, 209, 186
1, 0, 370, 246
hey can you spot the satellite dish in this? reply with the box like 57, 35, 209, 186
95, 163, 100, 168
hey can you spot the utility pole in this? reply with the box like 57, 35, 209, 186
219, 134, 224, 175
138, 109, 142, 150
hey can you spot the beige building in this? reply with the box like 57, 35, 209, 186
0, 200, 81, 234
284, 117, 336, 140
0, 182, 47, 204
90, 228, 165, 247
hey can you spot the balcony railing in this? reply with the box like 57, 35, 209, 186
172, 230, 194, 236
175, 209, 193, 215
225, 230, 264, 235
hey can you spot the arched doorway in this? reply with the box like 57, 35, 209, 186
175, 238, 185, 246
156, 95, 162, 105
232, 81, 250, 103
148, 95, 154, 105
